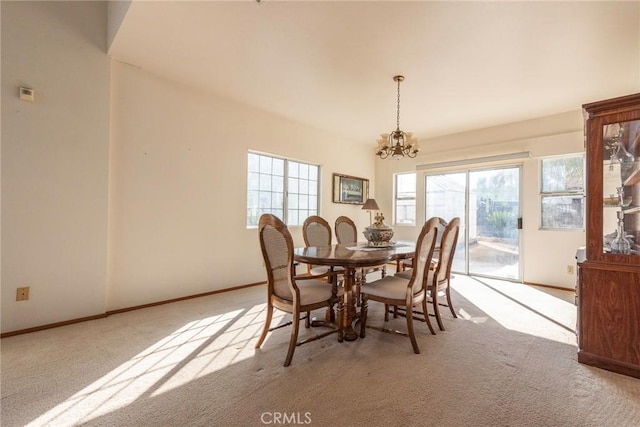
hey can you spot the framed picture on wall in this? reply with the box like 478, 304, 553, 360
332, 173, 369, 205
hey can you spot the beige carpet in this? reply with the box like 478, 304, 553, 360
1, 274, 639, 427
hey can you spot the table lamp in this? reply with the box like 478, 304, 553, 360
362, 198, 380, 224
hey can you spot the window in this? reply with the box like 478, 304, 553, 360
540, 154, 585, 229
247, 152, 319, 227
394, 172, 416, 225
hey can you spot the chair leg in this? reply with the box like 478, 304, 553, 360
256, 302, 273, 348
446, 285, 457, 318
356, 270, 365, 307
284, 309, 301, 367
360, 295, 368, 338
326, 276, 338, 322
381, 265, 386, 278
422, 298, 436, 335
433, 292, 445, 331
406, 304, 420, 354
337, 296, 344, 342
384, 304, 390, 321
305, 311, 311, 328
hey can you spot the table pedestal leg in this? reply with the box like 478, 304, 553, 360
342, 268, 359, 341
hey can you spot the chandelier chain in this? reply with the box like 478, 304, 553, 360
396, 78, 401, 131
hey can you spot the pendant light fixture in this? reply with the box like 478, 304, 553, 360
375, 75, 419, 159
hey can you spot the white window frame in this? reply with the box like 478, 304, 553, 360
246, 151, 320, 228
394, 172, 417, 226
540, 153, 585, 230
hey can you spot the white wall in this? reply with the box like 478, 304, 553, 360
107, 0, 131, 51
107, 60, 374, 310
376, 111, 587, 289
1, 1, 110, 332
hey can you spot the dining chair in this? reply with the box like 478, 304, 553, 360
255, 214, 339, 367
302, 215, 343, 324
359, 218, 438, 353
387, 217, 440, 320
392, 217, 460, 331
428, 217, 461, 331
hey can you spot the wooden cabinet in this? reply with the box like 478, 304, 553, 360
578, 93, 640, 379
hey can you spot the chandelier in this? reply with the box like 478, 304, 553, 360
376, 75, 419, 159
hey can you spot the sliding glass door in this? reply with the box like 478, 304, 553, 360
426, 166, 522, 281
425, 173, 467, 273
468, 168, 521, 280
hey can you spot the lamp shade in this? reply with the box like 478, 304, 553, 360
362, 198, 380, 211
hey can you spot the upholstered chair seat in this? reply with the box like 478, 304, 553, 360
360, 276, 421, 300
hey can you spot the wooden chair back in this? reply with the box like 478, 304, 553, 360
399, 217, 448, 271
302, 216, 332, 247
434, 217, 461, 286
434, 217, 448, 249
407, 217, 440, 294
335, 216, 358, 244
258, 214, 296, 300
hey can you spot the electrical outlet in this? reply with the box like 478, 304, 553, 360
566, 265, 575, 275
16, 287, 30, 301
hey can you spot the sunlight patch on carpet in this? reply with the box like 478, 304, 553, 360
26, 306, 275, 426
458, 308, 488, 324
452, 277, 577, 346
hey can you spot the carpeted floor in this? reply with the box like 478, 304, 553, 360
1, 274, 639, 427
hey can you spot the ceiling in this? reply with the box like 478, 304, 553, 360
108, 1, 640, 145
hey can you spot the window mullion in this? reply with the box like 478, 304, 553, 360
541, 191, 584, 196
283, 160, 289, 224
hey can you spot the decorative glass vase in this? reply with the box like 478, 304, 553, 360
610, 211, 631, 254
607, 129, 635, 181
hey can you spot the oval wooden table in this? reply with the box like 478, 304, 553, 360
294, 242, 415, 341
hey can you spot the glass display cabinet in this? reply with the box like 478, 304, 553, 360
602, 120, 639, 254
578, 93, 640, 379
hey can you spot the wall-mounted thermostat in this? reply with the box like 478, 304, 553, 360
19, 86, 34, 102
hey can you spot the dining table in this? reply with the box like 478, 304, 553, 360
293, 241, 415, 341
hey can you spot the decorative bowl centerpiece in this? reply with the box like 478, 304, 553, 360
363, 212, 394, 247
